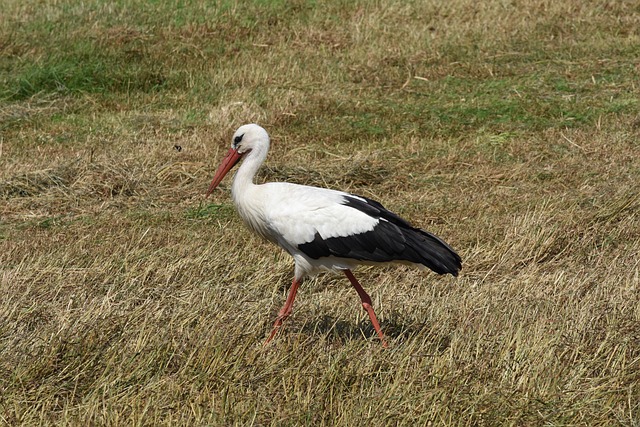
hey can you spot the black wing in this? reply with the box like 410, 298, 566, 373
298, 195, 462, 276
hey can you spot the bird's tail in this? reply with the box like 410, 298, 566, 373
404, 228, 462, 276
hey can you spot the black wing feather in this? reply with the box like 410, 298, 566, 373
298, 195, 462, 276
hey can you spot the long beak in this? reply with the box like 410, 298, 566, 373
206, 147, 243, 197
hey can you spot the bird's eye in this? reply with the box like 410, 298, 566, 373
234, 134, 244, 145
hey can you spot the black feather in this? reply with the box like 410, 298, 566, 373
297, 195, 462, 276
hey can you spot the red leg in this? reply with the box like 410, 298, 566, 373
264, 277, 301, 346
344, 270, 388, 348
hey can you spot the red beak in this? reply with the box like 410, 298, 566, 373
206, 147, 243, 197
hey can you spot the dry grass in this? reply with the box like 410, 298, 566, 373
1, 0, 639, 425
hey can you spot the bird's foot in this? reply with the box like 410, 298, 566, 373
263, 314, 287, 346
361, 302, 389, 348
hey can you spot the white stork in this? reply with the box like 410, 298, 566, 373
206, 124, 462, 347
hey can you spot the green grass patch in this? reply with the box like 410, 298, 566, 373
3, 50, 167, 100
185, 203, 235, 221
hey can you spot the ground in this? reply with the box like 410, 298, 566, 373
1, 0, 639, 425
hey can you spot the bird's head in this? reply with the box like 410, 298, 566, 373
231, 123, 270, 154
206, 124, 270, 196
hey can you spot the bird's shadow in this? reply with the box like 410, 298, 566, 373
279, 314, 452, 352
264, 277, 451, 351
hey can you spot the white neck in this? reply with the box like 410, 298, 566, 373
229, 144, 272, 242
231, 146, 267, 200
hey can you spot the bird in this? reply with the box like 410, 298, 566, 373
206, 124, 462, 347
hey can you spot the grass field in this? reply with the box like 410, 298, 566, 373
1, 0, 639, 425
